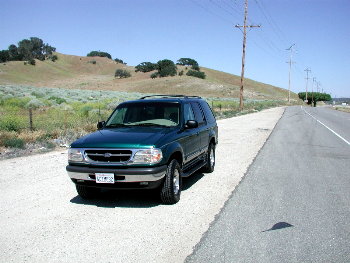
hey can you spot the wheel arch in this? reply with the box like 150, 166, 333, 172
162, 142, 184, 167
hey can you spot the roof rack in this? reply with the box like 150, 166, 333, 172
140, 95, 202, 99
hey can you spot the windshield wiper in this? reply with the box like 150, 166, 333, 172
133, 123, 170, 127
105, 123, 129, 128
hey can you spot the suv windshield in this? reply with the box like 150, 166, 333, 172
106, 102, 180, 128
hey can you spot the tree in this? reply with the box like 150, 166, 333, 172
135, 62, 156, 73
18, 39, 33, 60
115, 69, 131, 78
0, 37, 55, 63
177, 58, 199, 68
29, 37, 45, 60
87, 51, 112, 59
298, 92, 331, 107
8, 44, 22, 61
156, 59, 177, 77
114, 58, 126, 64
186, 70, 206, 79
191, 64, 200, 71
0, 50, 10, 62
43, 44, 56, 59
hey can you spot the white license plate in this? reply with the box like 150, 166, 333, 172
95, 173, 115, 184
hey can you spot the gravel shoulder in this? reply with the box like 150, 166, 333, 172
0, 107, 285, 263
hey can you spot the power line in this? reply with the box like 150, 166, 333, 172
254, 0, 289, 45
219, 0, 244, 18
189, 0, 234, 25
208, 0, 241, 20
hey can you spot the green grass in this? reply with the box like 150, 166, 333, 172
208, 99, 288, 119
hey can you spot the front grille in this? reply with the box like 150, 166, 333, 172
85, 150, 132, 163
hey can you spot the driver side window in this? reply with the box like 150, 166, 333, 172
184, 103, 195, 123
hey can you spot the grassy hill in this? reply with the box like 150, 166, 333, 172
0, 52, 298, 100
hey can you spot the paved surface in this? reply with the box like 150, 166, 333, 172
0, 107, 284, 263
186, 106, 350, 263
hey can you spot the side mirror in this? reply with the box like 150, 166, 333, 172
97, 121, 105, 130
185, 120, 198, 129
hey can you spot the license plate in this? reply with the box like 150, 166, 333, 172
95, 173, 115, 184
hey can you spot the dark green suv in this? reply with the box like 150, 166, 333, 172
66, 95, 218, 204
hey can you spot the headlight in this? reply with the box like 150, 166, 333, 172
68, 148, 84, 162
132, 148, 163, 164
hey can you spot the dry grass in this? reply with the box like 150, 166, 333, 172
0, 52, 298, 100
335, 106, 350, 113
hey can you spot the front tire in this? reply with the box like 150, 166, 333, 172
76, 185, 100, 199
160, 159, 182, 204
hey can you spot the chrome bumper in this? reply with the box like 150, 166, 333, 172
66, 165, 167, 183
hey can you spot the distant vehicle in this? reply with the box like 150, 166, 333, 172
66, 95, 218, 204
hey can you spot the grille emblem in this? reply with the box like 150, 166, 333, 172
104, 153, 112, 158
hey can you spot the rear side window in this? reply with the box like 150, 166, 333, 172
184, 103, 195, 123
191, 102, 206, 126
200, 101, 216, 124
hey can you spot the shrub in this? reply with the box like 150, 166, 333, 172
186, 70, 206, 79
49, 96, 66, 104
178, 70, 184, 76
28, 58, 36, 65
31, 91, 45, 98
26, 98, 45, 109
150, 72, 158, 79
0, 116, 23, 132
80, 105, 93, 117
115, 69, 131, 79
3, 97, 30, 108
51, 55, 58, 62
3, 137, 25, 148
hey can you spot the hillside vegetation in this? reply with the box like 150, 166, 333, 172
0, 52, 298, 100
0, 52, 298, 156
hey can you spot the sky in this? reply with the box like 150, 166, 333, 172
1, 0, 349, 97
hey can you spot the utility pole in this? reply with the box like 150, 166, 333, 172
304, 68, 311, 103
235, 0, 260, 111
317, 81, 321, 93
286, 44, 296, 103
312, 77, 316, 106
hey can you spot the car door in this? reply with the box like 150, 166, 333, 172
181, 103, 201, 163
191, 102, 209, 155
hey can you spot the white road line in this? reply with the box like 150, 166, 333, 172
302, 106, 350, 146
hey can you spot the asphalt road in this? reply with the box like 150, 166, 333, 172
186, 106, 350, 262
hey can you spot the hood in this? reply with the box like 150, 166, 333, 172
70, 126, 175, 148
